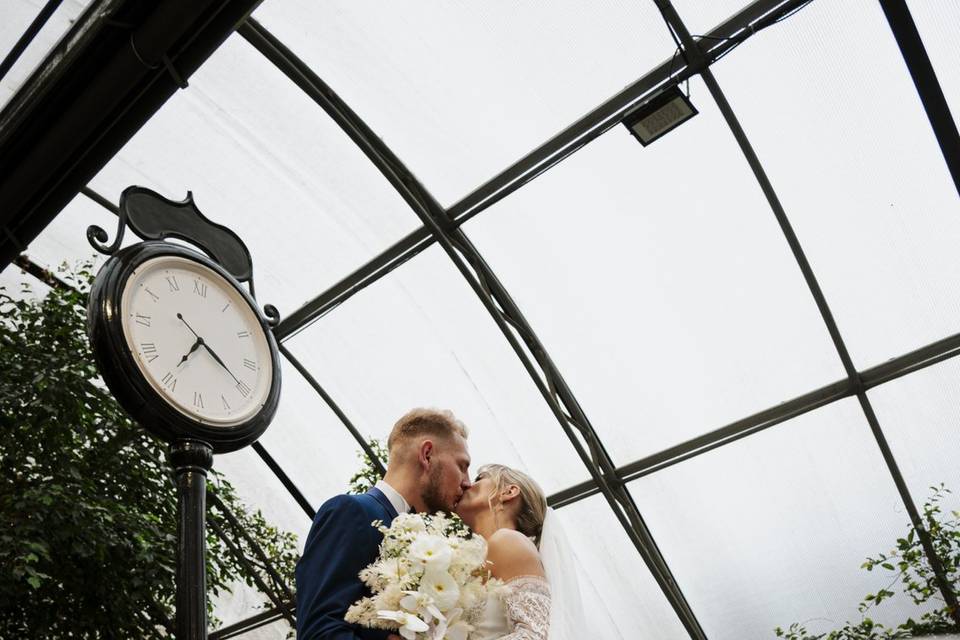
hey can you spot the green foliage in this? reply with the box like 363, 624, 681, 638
0, 262, 298, 638
348, 438, 388, 495
775, 485, 960, 639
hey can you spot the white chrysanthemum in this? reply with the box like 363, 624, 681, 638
456, 578, 487, 613
374, 557, 410, 582
344, 597, 374, 625
380, 583, 405, 611
455, 537, 487, 567
392, 513, 427, 533
419, 569, 460, 611
409, 534, 453, 572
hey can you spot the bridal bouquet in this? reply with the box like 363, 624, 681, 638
345, 512, 499, 640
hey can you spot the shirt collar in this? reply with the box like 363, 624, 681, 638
375, 480, 411, 515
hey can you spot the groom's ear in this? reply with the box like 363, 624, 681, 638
418, 439, 434, 470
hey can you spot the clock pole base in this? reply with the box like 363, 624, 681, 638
170, 439, 214, 640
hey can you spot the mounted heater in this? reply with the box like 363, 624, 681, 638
623, 86, 698, 146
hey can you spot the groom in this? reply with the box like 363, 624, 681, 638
295, 408, 473, 639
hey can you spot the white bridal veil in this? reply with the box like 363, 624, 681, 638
539, 508, 588, 640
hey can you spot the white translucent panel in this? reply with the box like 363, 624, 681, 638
907, 0, 960, 128
0, 0, 90, 110
215, 445, 311, 567
552, 495, 688, 639
212, 579, 290, 635
712, 0, 960, 368
868, 357, 960, 510
235, 618, 292, 639
257, 354, 375, 512
253, 0, 678, 205
89, 34, 420, 319
285, 244, 589, 494
670, 0, 756, 35
629, 398, 937, 639
0, 262, 51, 301
465, 75, 843, 467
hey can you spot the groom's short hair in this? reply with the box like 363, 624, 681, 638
388, 408, 468, 454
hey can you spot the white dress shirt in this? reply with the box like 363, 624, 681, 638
374, 480, 411, 515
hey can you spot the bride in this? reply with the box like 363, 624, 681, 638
455, 464, 585, 640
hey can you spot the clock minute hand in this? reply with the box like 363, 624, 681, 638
202, 341, 241, 386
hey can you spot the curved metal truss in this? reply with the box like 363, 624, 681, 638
5, 0, 960, 637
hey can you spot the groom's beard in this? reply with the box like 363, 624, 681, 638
421, 464, 452, 514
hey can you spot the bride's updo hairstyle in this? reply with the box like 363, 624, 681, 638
478, 464, 548, 546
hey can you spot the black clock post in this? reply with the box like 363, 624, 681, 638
86, 187, 282, 639
171, 440, 215, 638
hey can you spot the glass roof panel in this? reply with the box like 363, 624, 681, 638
711, 0, 960, 368
628, 398, 936, 639
868, 357, 960, 506
211, 445, 311, 622
464, 75, 844, 467
554, 494, 689, 639
252, 0, 679, 205
256, 354, 377, 512
669, 0, 756, 36
0, 0, 91, 111
212, 581, 291, 635
89, 34, 421, 319
906, 0, 960, 128
284, 244, 590, 495
0, 264, 50, 302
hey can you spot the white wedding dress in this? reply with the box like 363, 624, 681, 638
472, 509, 584, 640
473, 576, 551, 640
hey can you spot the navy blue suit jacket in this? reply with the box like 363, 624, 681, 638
296, 488, 397, 640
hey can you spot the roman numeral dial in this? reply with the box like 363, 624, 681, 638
121, 255, 274, 428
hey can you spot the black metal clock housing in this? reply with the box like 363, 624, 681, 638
88, 241, 281, 453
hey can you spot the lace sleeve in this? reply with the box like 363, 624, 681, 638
498, 575, 551, 640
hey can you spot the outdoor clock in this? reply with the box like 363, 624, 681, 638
86, 187, 281, 453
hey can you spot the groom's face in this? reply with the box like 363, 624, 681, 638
421, 434, 471, 514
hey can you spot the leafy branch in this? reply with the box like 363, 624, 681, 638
775, 485, 959, 639
0, 261, 298, 638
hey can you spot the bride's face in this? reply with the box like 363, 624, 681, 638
454, 471, 495, 528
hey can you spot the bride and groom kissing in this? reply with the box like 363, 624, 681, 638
295, 408, 582, 640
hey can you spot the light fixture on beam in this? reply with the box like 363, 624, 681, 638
623, 86, 698, 146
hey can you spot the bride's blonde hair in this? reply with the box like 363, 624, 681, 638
478, 464, 547, 546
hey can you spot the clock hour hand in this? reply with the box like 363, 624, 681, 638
176, 337, 203, 367
201, 341, 241, 386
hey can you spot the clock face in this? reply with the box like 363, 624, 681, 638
119, 255, 273, 427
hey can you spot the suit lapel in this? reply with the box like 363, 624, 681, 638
367, 486, 399, 521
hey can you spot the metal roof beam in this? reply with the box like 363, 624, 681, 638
656, 0, 960, 625
238, 12, 710, 635
271, 0, 803, 340
549, 327, 960, 508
